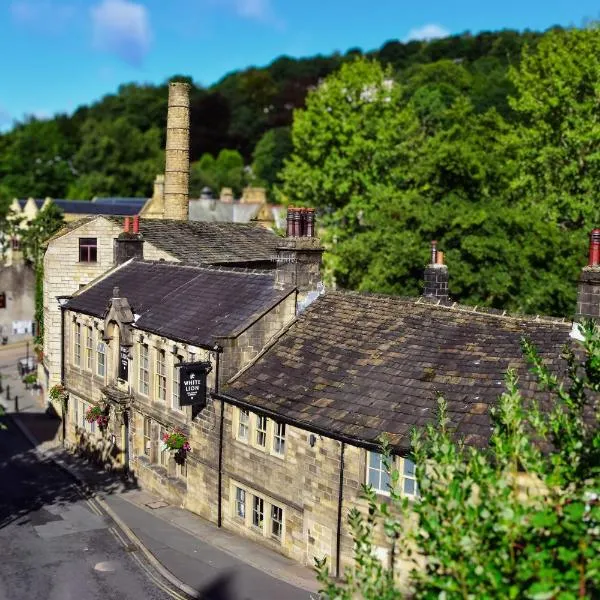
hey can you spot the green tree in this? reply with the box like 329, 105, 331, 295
316, 321, 600, 599
189, 149, 247, 197
251, 126, 292, 194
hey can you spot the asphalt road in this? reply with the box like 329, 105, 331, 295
0, 416, 190, 600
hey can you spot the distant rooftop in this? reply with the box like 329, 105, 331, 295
17, 198, 146, 216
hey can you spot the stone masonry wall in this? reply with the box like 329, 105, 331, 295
42, 216, 177, 408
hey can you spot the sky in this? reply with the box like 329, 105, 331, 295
0, 0, 598, 131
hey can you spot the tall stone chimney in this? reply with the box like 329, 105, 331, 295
576, 229, 600, 319
423, 240, 449, 301
164, 82, 190, 221
275, 207, 324, 312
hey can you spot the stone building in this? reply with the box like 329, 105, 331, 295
41, 214, 283, 412
54, 225, 600, 579
0, 260, 35, 342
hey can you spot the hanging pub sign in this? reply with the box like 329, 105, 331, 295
178, 361, 212, 408
119, 345, 129, 381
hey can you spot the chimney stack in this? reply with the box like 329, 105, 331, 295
276, 207, 324, 311
115, 217, 144, 264
576, 229, 600, 319
164, 82, 190, 221
423, 240, 449, 301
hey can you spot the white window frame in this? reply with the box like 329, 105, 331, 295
143, 417, 152, 456
172, 358, 182, 411
139, 343, 149, 396
156, 348, 167, 402
158, 425, 168, 467
400, 457, 419, 498
85, 326, 93, 371
234, 487, 246, 519
237, 409, 249, 442
272, 421, 286, 457
252, 495, 264, 530
255, 415, 267, 448
97, 341, 106, 377
271, 504, 283, 540
367, 451, 391, 496
73, 322, 81, 366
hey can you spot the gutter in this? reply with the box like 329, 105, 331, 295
214, 390, 408, 456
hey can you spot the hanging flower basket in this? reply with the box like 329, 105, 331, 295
49, 383, 68, 402
162, 429, 191, 464
85, 404, 109, 430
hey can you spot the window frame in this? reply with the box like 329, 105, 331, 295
97, 341, 106, 377
156, 348, 167, 402
139, 343, 149, 396
73, 322, 81, 366
158, 425, 168, 467
255, 414, 267, 448
237, 409, 250, 442
252, 495, 264, 530
366, 451, 392, 496
78, 237, 98, 263
172, 356, 182, 411
143, 417, 152, 456
85, 326, 93, 371
234, 487, 246, 520
271, 504, 283, 540
400, 457, 419, 498
272, 421, 286, 457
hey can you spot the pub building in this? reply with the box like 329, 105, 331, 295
58, 214, 591, 580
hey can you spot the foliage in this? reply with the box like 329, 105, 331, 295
251, 126, 292, 193
22, 373, 37, 385
49, 383, 68, 401
20, 202, 65, 269
189, 149, 247, 197
85, 404, 108, 429
161, 428, 191, 452
316, 320, 600, 599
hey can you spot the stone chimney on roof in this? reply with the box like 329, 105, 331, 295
164, 82, 190, 221
114, 216, 144, 264
576, 229, 600, 320
276, 207, 324, 312
423, 241, 449, 301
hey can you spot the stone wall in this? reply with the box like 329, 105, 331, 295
43, 217, 177, 406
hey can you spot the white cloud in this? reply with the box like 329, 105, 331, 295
406, 23, 450, 41
0, 107, 12, 127
90, 0, 152, 66
208, 0, 283, 28
9, 1, 76, 32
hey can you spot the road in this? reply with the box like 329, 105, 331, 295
0, 348, 190, 600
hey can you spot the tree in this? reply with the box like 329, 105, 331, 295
251, 126, 292, 193
316, 320, 600, 599
189, 149, 247, 197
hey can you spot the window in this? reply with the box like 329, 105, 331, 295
11, 237, 20, 250
271, 505, 283, 539
367, 452, 391, 495
176, 460, 187, 479
73, 322, 81, 366
172, 359, 182, 410
256, 415, 267, 447
156, 349, 166, 402
401, 458, 418, 497
80, 400, 86, 429
238, 409, 249, 441
139, 344, 149, 395
273, 422, 286, 456
73, 396, 79, 425
79, 238, 97, 262
0, 293, 5, 309
252, 496, 264, 529
143, 417, 151, 456
97, 342, 106, 377
85, 326, 93, 371
235, 487, 246, 519
158, 426, 168, 467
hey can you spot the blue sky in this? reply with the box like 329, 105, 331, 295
0, 0, 597, 131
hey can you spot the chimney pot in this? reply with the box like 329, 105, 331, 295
124, 217, 130, 233
589, 228, 600, 266
286, 207, 294, 237
292, 208, 301, 237
306, 208, 315, 238
430, 241, 438, 265
133, 215, 140, 234
436, 250, 444, 265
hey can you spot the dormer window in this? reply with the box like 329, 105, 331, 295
79, 238, 97, 262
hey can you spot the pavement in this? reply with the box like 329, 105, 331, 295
0, 345, 321, 600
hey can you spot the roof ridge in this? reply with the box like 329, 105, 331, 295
133, 260, 275, 277
328, 289, 571, 326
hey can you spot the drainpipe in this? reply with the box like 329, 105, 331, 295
336, 441, 345, 578
56, 296, 71, 446
214, 344, 224, 528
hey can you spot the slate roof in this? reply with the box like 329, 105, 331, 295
17, 198, 145, 215
65, 260, 294, 347
106, 217, 281, 266
223, 292, 573, 451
